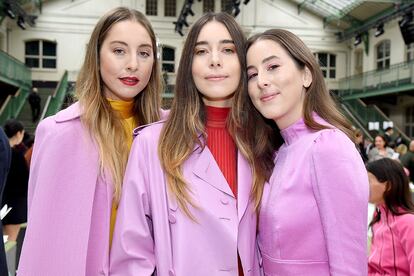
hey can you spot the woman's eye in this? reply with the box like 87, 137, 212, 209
247, 73, 257, 81
223, 48, 235, 54
113, 49, 125, 55
268, 64, 279, 70
139, 51, 150, 57
195, 49, 207, 55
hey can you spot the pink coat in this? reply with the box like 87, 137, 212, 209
18, 102, 113, 276
110, 121, 261, 276
368, 205, 414, 276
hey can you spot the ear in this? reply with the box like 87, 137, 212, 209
302, 66, 312, 88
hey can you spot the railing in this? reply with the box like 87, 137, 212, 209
340, 103, 373, 141
41, 70, 68, 120
0, 88, 30, 125
338, 60, 414, 99
343, 98, 410, 144
0, 49, 31, 90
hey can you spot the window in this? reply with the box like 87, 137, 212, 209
221, 0, 233, 13
354, 50, 363, 74
407, 43, 414, 62
405, 106, 414, 138
376, 40, 390, 70
162, 46, 175, 73
164, 0, 176, 17
146, 0, 157, 16
314, 52, 336, 79
25, 40, 57, 69
204, 0, 215, 13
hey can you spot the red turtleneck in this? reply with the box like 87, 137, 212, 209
205, 105, 237, 197
205, 105, 243, 275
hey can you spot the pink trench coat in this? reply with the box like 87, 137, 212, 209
19, 103, 114, 276
110, 121, 262, 276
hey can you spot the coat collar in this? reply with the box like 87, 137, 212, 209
54, 101, 82, 123
192, 144, 252, 223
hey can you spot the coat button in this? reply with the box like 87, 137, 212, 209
220, 198, 229, 205
169, 269, 175, 276
168, 213, 177, 224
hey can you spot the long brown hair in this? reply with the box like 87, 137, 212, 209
367, 158, 414, 231
246, 29, 354, 209
159, 12, 273, 218
76, 7, 162, 203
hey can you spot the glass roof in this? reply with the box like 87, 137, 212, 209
298, 0, 364, 19
296, 0, 399, 29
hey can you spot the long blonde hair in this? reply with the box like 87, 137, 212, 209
158, 12, 272, 218
76, 7, 162, 203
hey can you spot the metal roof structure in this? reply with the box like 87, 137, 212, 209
293, 0, 414, 41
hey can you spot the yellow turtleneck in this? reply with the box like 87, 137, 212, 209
107, 98, 138, 245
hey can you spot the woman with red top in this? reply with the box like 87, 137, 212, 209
110, 12, 266, 275
367, 158, 414, 276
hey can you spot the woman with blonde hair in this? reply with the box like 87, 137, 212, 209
18, 7, 162, 275
110, 12, 268, 275
246, 29, 369, 275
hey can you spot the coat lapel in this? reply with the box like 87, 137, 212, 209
192, 146, 235, 197
237, 152, 252, 223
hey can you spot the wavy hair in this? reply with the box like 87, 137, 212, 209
75, 7, 162, 203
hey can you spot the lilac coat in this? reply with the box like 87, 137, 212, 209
110, 121, 261, 276
258, 115, 369, 276
18, 102, 164, 276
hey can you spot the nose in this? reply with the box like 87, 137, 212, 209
127, 55, 138, 72
209, 50, 222, 68
257, 72, 269, 89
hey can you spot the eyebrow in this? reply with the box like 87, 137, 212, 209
195, 39, 235, 46
247, 55, 280, 70
109, 41, 152, 48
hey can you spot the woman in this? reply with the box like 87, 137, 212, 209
245, 29, 369, 275
368, 134, 395, 161
18, 7, 162, 276
110, 12, 265, 275
2, 119, 29, 242
367, 158, 414, 275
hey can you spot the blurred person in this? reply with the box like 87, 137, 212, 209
367, 158, 414, 275
368, 134, 395, 161
355, 129, 368, 163
0, 128, 11, 275
246, 29, 368, 275
395, 143, 408, 159
2, 119, 29, 242
401, 140, 414, 183
18, 7, 163, 276
28, 87, 41, 122
384, 126, 395, 148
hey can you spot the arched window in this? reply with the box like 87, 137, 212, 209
314, 52, 336, 79
25, 40, 57, 69
162, 46, 175, 73
376, 40, 390, 70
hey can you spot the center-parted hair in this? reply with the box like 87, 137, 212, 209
76, 7, 162, 203
245, 29, 354, 209
158, 12, 275, 218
